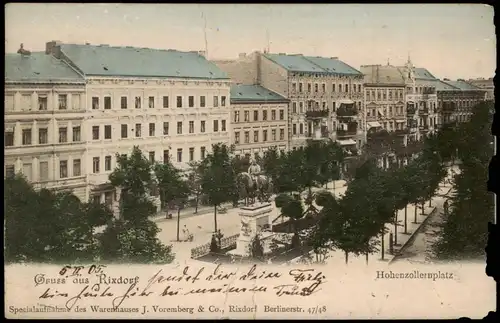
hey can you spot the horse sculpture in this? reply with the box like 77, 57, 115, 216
237, 172, 273, 205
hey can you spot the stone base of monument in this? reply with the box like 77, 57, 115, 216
227, 202, 276, 258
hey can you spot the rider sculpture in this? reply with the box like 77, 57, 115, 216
247, 159, 262, 190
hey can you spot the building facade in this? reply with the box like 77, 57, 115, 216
436, 79, 486, 124
214, 52, 364, 153
5, 51, 88, 200
42, 41, 230, 204
466, 77, 494, 101
230, 84, 289, 157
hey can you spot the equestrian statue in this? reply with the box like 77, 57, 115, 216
236, 159, 273, 205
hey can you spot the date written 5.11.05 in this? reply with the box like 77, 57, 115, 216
308, 306, 327, 315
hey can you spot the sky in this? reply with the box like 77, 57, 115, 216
5, 3, 496, 80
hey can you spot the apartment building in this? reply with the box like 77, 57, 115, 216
436, 79, 486, 124
214, 52, 364, 153
466, 77, 494, 101
45, 41, 231, 204
230, 84, 289, 157
360, 64, 408, 138
397, 58, 439, 141
5, 51, 87, 200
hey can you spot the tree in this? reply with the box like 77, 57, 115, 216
275, 193, 305, 248
154, 161, 190, 241
199, 143, 236, 233
99, 146, 175, 264
186, 161, 203, 213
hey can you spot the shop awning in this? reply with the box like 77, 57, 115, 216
337, 139, 357, 146
367, 121, 382, 128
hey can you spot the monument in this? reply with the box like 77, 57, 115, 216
228, 159, 276, 257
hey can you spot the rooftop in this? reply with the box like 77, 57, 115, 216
263, 53, 362, 76
230, 84, 288, 102
5, 52, 84, 83
58, 43, 228, 79
360, 65, 406, 85
445, 80, 483, 91
397, 66, 438, 81
435, 80, 460, 91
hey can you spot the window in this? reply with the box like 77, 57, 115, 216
272, 129, 277, 141
244, 111, 250, 121
279, 129, 285, 140
307, 83, 312, 92
104, 97, 111, 110
322, 84, 326, 92
135, 124, 142, 137
177, 96, 183, 108
177, 148, 183, 163
299, 123, 304, 134
60, 160, 68, 178
292, 102, 297, 114
92, 97, 99, 110
163, 122, 169, 135
39, 128, 48, 144
177, 122, 183, 134
221, 120, 226, 131
162, 96, 169, 108
5, 131, 14, 146
293, 124, 297, 135
234, 111, 240, 123
189, 96, 194, 108
149, 123, 155, 136
244, 131, 250, 143
93, 157, 100, 173
39, 161, 49, 181
200, 96, 206, 107
5, 165, 15, 178
358, 84, 361, 93
383, 91, 387, 100
221, 96, 226, 107
213, 120, 219, 132
73, 126, 81, 142
189, 147, 194, 161
338, 84, 342, 92
135, 97, 141, 109
189, 121, 194, 134
149, 152, 155, 163
73, 159, 81, 176
149, 96, 155, 108
104, 125, 112, 139
234, 132, 240, 144
58, 94, 67, 110
271, 110, 276, 120
322, 102, 326, 109
332, 84, 336, 92
200, 146, 206, 159
292, 83, 297, 92
58, 127, 67, 143
299, 102, 304, 113
163, 150, 170, 163
254, 111, 259, 121
92, 126, 100, 140
213, 96, 219, 107
253, 131, 259, 142
279, 110, 284, 120
315, 83, 318, 92
121, 96, 127, 109
263, 130, 268, 141
121, 124, 128, 138
38, 96, 48, 111
299, 83, 303, 92
263, 110, 268, 120
200, 121, 206, 133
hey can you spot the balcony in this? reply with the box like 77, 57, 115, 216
336, 129, 357, 137
394, 129, 410, 136
419, 107, 429, 114
336, 105, 358, 117
305, 109, 329, 119
406, 104, 417, 115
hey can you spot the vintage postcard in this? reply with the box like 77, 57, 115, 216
4, 3, 496, 319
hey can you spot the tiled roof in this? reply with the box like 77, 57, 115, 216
59, 44, 228, 79
435, 80, 460, 91
5, 52, 84, 83
360, 65, 406, 84
445, 80, 482, 91
263, 53, 362, 75
398, 66, 438, 81
230, 84, 288, 102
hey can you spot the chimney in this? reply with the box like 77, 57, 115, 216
238, 52, 246, 59
197, 50, 206, 58
46, 40, 61, 57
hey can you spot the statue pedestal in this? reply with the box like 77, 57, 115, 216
228, 202, 274, 257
